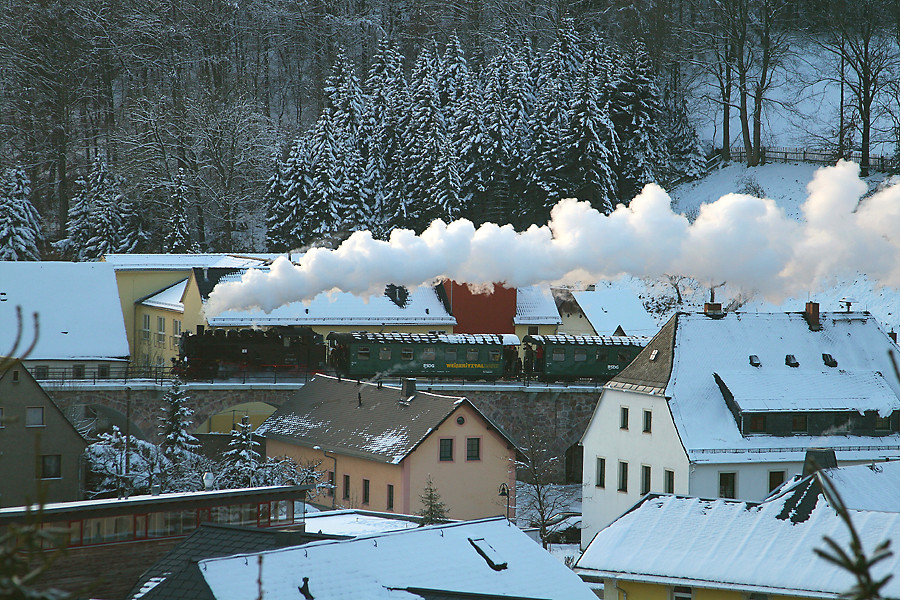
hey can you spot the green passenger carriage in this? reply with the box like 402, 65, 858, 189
522, 334, 649, 382
327, 332, 521, 380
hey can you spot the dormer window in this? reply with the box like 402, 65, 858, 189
749, 355, 761, 367
785, 355, 799, 367
822, 353, 838, 367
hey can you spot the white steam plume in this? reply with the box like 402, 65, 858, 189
206, 161, 900, 316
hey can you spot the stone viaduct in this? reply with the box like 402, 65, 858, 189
47, 380, 603, 481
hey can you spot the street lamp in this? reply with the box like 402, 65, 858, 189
314, 445, 337, 509
498, 483, 510, 522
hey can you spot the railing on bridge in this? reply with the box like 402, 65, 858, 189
30, 365, 319, 386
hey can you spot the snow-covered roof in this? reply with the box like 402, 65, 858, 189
0, 261, 130, 361
572, 286, 659, 336
770, 460, 900, 514
302, 509, 421, 536
258, 375, 513, 464
139, 278, 188, 313
200, 517, 596, 600
104, 253, 275, 271
515, 285, 562, 325
206, 270, 455, 327
524, 334, 649, 346
716, 370, 900, 413
609, 311, 900, 463
327, 332, 520, 346
577, 492, 900, 598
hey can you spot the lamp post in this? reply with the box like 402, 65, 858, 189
498, 483, 510, 522
314, 445, 337, 509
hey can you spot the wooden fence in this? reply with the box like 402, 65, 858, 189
726, 147, 899, 172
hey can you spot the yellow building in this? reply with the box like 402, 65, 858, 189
575, 488, 900, 600
258, 375, 518, 521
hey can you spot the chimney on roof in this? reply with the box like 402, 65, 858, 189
401, 378, 417, 399
890, 330, 897, 343
703, 302, 724, 317
804, 302, 822, 331
803, 448, 837, 476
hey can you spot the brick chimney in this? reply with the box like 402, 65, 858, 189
703, 302, 723, 317
804, 301, 821, 331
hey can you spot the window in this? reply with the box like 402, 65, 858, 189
12, 369, 19, 382
641, 465, 651, 495
72, 364, 85, 379
327, 471, 335, 497
574, 348, 587, 362
362, 479, 370, 504
791, 414, 808, 433
596, 458, 606, 488
0, 407, 4, 427
142, 314, 150, 340
664, 469, 675, 494
40, 455, 61, 479
748, 414, 766, 433
620, 406, 629, 430
875, 413, 892, 432
33, 365, 48, 379
343, 474, 350, 500
387, 484, 394, 510
466, 437, 481, 461
618, 461, 628, 492
488, 350, 500, 361
379, 347, 391, 360
445, 348, 457, 361
466, 348, 479, 361
719, 472, 737, 499
173, 319, 182, 338
643, 410, 652, 433
551, 348, 566, 361
358, 347, 371, 360
422, 347, 436, 361
672, 586, 693, 600
97, 364, 110, 379
401, 347, 413, 361
26, 407, 44, 427
528, 326, 538, 335
439, 438, 454, 461
769, 470, 786, 492
617, 351, 628, 363
157, 316, 166, 344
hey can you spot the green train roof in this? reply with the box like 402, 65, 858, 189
523, 334, 650, 346
327, 332, 520, 345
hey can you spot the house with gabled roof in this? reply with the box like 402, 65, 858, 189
580, 303, 900, 546
198, 517, 597, 600
0, 261, 130, 378
0, 360, 87, 506
576, 475, 900, 600
257, 375, 517, 520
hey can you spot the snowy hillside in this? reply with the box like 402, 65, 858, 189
619, 161, 900, 333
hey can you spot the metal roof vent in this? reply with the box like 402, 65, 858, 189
822, 353, 838, 368
704, 302, 724, 318
785, 354, 799, 367
749, 355, 761, 367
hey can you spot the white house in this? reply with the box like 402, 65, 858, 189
580, 303, 900, 547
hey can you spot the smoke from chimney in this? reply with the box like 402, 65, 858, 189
206, 161, 900, 316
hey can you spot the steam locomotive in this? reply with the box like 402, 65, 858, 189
176, 326, 648, 383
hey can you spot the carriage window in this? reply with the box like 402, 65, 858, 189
422, 347, 436, 361
445, 348, 457, 361
597, 350, 607, 362
488, 350, 500, 361
466, 348, 479, 361
401, 348, 414, 361
379, 347, 392, 360
617, 351, 628, 363
574, 348, 587, 362
358, 347, 370, 360
552, 348, 566, 361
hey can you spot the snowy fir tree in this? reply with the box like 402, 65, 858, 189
159, 376, 200, 459
0, 167, 42, 260
163, 168, 199, 253
84, 425, 164, 498
661, 89, 707, 184
220, 416, 261, 488
418, 475, 449, 525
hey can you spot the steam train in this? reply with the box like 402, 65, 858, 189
177, 326, 648, 383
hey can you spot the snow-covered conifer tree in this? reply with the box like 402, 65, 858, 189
661, 89, 707, 184
159, 376, 200, 460
220, 416, 261, 488
0, 167, 42, 260
163, 168, 199, 253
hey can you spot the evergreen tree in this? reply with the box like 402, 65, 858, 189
220, 416, 261, 488
417, 475, 449, 525
661, 89, 707, 185
159, 376, 200, 460
266, 135, 314, 251
163, 168, 199, 253
0, 167, 42, 260
324, 47, 367, 138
